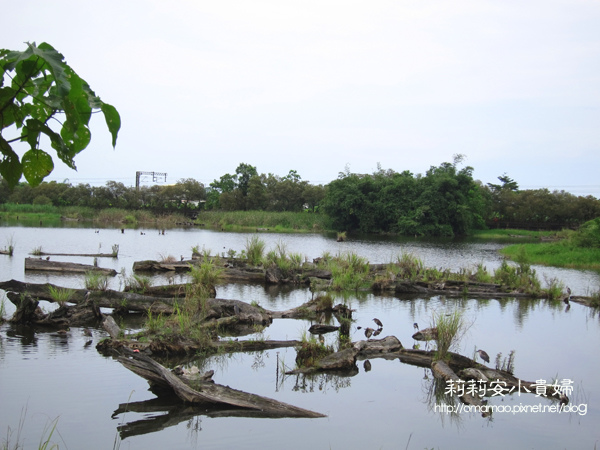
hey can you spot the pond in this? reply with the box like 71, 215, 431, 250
1, 224, 599, 449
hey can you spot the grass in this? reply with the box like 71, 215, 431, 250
84, 271, 110, 291
326, 252, 371, 291
1, 406, 61, 450
47, 286, 75, 306
433, 309, 468, 361
1, 235, 15, 256
295, 331, 334, 368
244, 235, 266, 266
30, 246, 43, 256
196, 210, 332, 232
471, 228, 556, 239
500, 241, 600, 270
124, 274, 152, 294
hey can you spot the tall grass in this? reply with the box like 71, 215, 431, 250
327, 252, 370, 291
47, 286, 75, 306
84, 272, 109, 291
197, 210, 332, 232
244, 235, 266, 266
433, 310, 468, 361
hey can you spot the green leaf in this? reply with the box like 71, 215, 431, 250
0, 136, 23, 187
22, 149, 54, 186
101, 103, 121, 147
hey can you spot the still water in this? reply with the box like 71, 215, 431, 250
1, 224, 599, 449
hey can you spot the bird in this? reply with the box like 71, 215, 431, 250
564, 286, 571, 305
413, 322, 419, 331
364, 327, 374, 339
373, 328, 382, 337
373, 318, 383, 328
476, 349, 490, 364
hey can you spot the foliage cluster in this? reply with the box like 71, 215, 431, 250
295, 332, 334, 368
433, 310, 467, 361
321, 159, 486, 236
0, 42, 119, 186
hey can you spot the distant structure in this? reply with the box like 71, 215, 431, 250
135, 171, 167, 191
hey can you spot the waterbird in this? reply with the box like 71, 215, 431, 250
364, 327, 374, 339
373, 328, 382, 337
373, 318, 383, 328
564, 286, 571, 305
476, 349, 490, 364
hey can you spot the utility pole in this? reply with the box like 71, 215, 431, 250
135, 171, 167, 191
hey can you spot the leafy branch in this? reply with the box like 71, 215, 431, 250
0, 42, 120, 186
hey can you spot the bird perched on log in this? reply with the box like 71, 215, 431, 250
476, 349, 490, 364
564, 287, 572, 305
364, 327, 374, 339
373, 318, 383, 328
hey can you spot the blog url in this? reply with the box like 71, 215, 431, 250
434, 402, 587, 416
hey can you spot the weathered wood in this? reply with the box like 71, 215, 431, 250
103, 315, 122, 339
115, 348, 325, 418
432, 360, 487, 413
36, 251, 117, 258
24, 258, 117, 275
309, 324, 339, 334
354, 335, 403, 356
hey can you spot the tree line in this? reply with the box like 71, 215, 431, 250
1, 160, 599, 236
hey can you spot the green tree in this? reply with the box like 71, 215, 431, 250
0, 42, 120, 186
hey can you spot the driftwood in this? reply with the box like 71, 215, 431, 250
0, 280, 272, 324
114, 348, 325, 418
7, 292, 102, 327
35, 251, 117, 258
24, 258, 117, 276
431, 360, 488, 414
309, 324, 339, 334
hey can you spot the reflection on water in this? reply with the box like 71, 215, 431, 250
1, 225, 600, 449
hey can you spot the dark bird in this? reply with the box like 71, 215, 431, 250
364, 327, 374, 339
373, 328, 382, 337
413, 322, 419, 331
45, 256, 50, 261
373, 318, 383, 328
476, 349, 490, 364
363, 360, 372, 372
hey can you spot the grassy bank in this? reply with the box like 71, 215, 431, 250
0, 204, 188, 227
471, 228, 557, 240
196, 210, 332, 233
500, 241, 600, 271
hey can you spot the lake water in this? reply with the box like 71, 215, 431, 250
1, 224, 599, 449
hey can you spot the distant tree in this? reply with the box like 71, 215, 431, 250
0, 42, 120, 187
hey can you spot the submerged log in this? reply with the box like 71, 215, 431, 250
115, 348, 325, 418
24, 258, 117, 275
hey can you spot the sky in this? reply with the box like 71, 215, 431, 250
3, 0, 600, 196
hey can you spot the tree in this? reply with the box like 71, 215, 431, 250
0, 42, 120, 187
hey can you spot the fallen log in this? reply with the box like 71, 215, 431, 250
24, 258, 117, 276
432, 360, 487, 414
35, 251, 117, 258
0, 280, 271, 323
115, 348, 325, 418
7, 292, 102, 327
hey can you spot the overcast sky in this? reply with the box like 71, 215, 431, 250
4, 1, 600, 196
